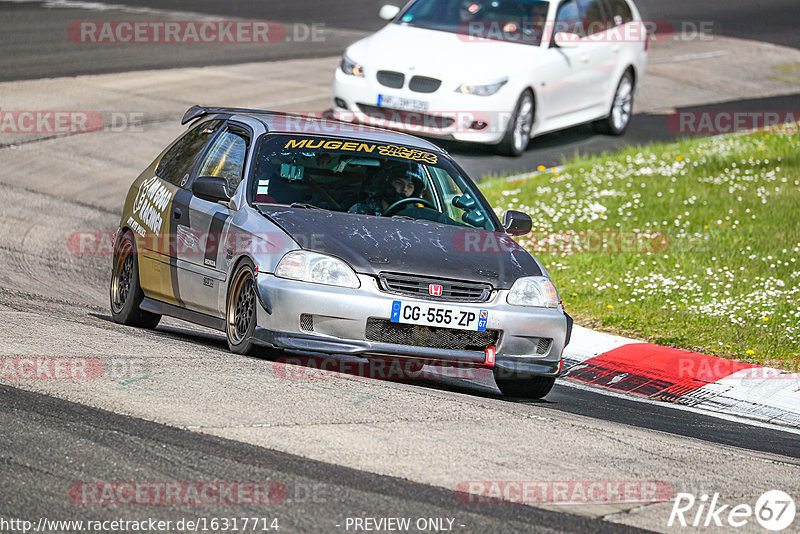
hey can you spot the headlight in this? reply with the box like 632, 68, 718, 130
455, 77, 508, 96
340, 54, 365, 77
275, 251, 360, 289
507, 276, 560, 308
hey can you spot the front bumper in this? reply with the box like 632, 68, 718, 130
251, 272, 569, 378
333, 68, 513, 145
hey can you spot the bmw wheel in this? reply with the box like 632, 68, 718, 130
594, 70, 634, 136
226, 259, 258, 354
498, 90, 534, 157
110, 231, 161, 328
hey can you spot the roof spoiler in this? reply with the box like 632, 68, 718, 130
180, 105, 321, 125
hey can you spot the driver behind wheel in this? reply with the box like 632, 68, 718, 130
348, 163, 424, 216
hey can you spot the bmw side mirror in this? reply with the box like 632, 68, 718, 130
503, 210, 532, 236
554, 31, 580, 48
192, 176, 230, 204
379, 4, 400, 21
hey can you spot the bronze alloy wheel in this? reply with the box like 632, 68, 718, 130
110, 238, 135, 314
109, 231, 160, 328
227, 264, 257, 347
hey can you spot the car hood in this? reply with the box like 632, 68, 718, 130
261, 207, 541, 289
347, 24, 545, 83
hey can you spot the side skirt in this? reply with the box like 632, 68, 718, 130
140, 297, 225, 332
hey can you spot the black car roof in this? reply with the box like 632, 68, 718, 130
181, 105, 446, 154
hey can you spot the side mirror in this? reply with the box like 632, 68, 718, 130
379, 4, 401, 21
192, 176, 230, 204
503, 210, 532, 236
554, 31, 580, 48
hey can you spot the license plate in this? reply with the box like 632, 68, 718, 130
377, 94, 429, 112
390, 300, 488, 331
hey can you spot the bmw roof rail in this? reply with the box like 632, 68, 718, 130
181, 105, 316, 125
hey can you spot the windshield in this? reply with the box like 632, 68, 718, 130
249, 134, 499, 231
397, 0, 550, 46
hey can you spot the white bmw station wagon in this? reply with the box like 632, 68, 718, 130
333, 0, 648, 155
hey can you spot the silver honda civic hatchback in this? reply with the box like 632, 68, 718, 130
110, 106, 572, 398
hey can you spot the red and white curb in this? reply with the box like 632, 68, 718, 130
562, 325, 800, 429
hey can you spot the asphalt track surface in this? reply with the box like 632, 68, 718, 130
1, 385, 645, 534
1, 0, 797, 83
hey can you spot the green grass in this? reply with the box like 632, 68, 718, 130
479, 128, 800, 370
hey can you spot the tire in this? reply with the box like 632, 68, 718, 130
593, 70, 634, 135
497, 90, 534, 157
495, 375, 556, 399
226, 258, 258, 355
109, 231, 161, 329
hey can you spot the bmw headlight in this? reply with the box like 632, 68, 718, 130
507, 276, 560, 308
455, 77, 508, 96
340, 53, 365, 77
275, 251, 360, 289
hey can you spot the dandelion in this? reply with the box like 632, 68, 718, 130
762, 317, 770, 322
537, 165, 546, 172
607, 304, 614, 309
676, 155, 683, 161
572, 292, 578, 297
746, 349, 755, 355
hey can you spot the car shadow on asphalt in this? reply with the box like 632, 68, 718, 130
90, 312, 558, 402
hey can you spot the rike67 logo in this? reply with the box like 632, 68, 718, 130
669, 490, 795, 531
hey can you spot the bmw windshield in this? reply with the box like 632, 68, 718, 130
396, 0, 550, 46
250, 134, 500, 231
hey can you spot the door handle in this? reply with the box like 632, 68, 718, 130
580, 54, 589, 62
611, 44, 620, 53
173, 207, 182, 220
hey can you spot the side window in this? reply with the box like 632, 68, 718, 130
196, 128, 249, 197
604, 0, 632, 26
554, 0, 583, 37
156, 119, 223, 186
576, 0, 607, 35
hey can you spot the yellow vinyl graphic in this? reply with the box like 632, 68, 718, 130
282, 138, 438, 164
121, 174, 179, 306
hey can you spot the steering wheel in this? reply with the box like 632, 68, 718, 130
382, 197, 436, 216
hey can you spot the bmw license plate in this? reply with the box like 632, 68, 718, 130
390, 300, 487, 331
377, 94, 429, 112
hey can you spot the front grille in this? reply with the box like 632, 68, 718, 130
299, 313, 314, 332
376, 70, 405, 88
409, 76, 441, 93
365, 318, 499, 351
356, 104, 455, 129
379, 273, 491, 302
